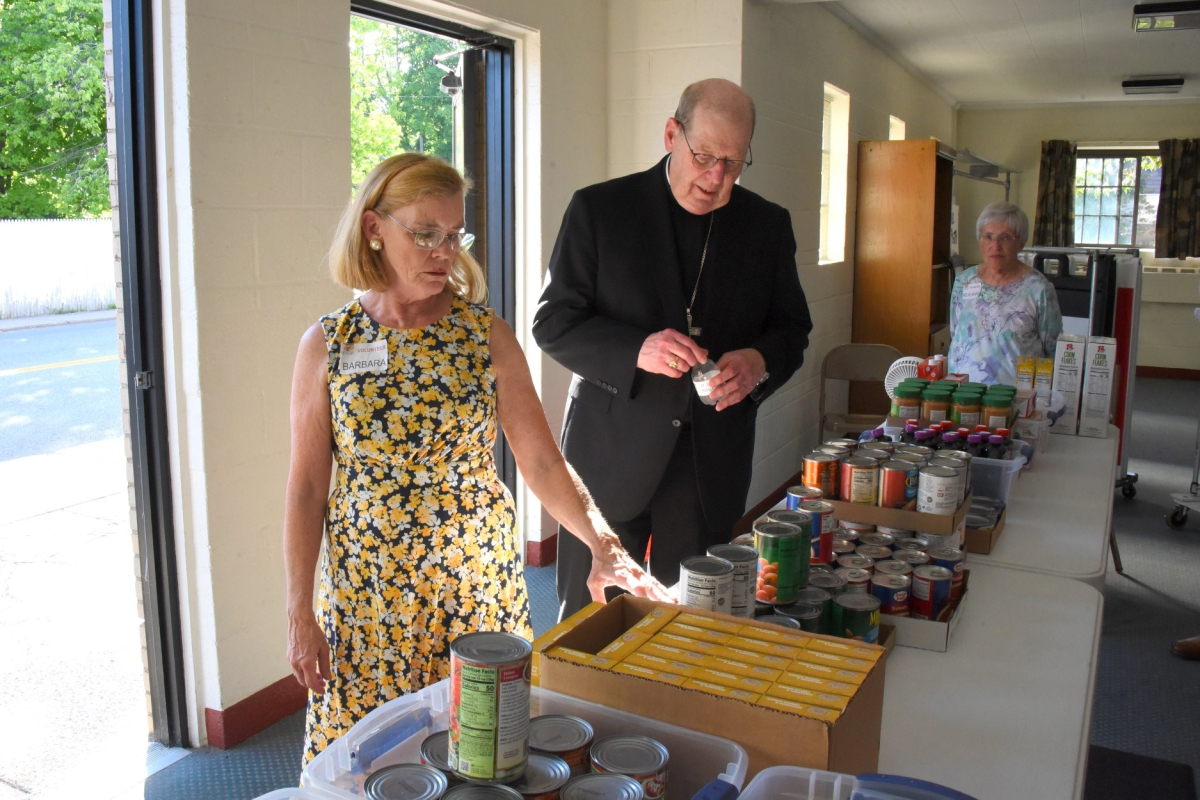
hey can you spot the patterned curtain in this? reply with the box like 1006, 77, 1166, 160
1156, 139, 1200, 259
1033, 140, 1077, 246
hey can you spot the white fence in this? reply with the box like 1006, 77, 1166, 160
0, 218, 116, 319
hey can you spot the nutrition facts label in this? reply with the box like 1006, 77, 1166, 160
453, 663, 529, 779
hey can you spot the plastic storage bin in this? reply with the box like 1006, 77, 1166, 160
302, 678, 748, 800
968, 439, 1032, 505
253, 790, 341, 800
738, 765, 978, 800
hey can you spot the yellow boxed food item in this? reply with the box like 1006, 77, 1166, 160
547, 647, 616, 670
683, 679, 762, 703
611, 662, 688, 686
805, 638, 884, 663
727, 635, 803, 661
702, 656, 782, 684
639, 640, 711, 667
675, 612, 743, 636
630, 606, 679, 637
693, 667, 772, 694
652, 631, 724, 655
597, 631, 649, 662
794, 648, 874, 675
756, 695, 843, 722
1035, 357, 1054, 399
531, 602, 606, 685
663, 621, 732, 646
787, 660, 868, 686
764, 683, 851, 712
622, 651, 699, 678
775, 671, 858, 698
737, 624, 810, 649
717, 645, 791, 671
1016, 355, 1035, 392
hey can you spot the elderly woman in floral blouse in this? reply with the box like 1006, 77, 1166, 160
948, 202, 1063, 386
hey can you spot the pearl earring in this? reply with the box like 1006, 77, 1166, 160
369, 239, 382, 251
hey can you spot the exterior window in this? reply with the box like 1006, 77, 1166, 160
889, 115, 906, 141
1074, 151, 1161, 248
821, 84, 849, 264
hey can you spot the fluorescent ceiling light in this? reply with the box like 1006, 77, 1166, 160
1133, 2, 1200, 31
1121, 75, 1185, 94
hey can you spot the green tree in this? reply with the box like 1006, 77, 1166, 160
350, 17, 461, 188
0, 0, 108, 219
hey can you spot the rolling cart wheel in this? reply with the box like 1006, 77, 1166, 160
1167, 507, 1189, 530
1122, 484, 1137, 499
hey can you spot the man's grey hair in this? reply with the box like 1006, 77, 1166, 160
674, 80, 757, 137
975, 201, 1029, 245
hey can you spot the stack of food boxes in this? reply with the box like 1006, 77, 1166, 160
1050, 333, 1117, 438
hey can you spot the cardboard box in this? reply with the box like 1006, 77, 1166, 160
1050, 333, 1086, 436
964, 507, 1006, 554
880, 571, 970, 652
536, 596, 892, 779
1078, 336, 1117, 438
824, 492, 971, 538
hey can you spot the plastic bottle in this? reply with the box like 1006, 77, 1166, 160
873, 427, 890, 443
941, 432, 961, 452
987, 434, 1007, 460
691, 360, 721, 406
966, 434, 983, 457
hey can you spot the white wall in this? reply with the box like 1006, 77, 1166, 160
956, 101, 1200, 370
739, 1, 956, 503
0, 219, 116, 318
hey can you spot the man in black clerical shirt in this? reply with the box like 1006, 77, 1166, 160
533, 78, 813, 619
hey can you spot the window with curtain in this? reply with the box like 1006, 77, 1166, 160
1074, 150, 1161, 248
1155, 139, 1200, 259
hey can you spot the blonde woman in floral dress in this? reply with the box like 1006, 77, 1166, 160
283, 154, 671, 764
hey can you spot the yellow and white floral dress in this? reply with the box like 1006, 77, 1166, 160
303, 296, 532, 764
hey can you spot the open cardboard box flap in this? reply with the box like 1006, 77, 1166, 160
536, 596, 891, 780
824, 491, 972, 536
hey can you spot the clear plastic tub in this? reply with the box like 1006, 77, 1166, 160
301, 679, 748, 799
738, 765, 979, 800
968, 439, 1032, 505
252, 790, 342, 800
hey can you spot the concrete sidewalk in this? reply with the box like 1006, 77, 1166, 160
0, 309, 117, 332
0, 439, 163, 800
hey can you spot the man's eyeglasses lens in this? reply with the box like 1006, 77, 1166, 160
677, 121, 751, 176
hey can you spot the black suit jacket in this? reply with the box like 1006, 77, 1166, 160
532, 157, 813, 527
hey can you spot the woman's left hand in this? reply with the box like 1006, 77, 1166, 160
585, 533, 674, 604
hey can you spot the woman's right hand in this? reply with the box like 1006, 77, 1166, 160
288, 611, 331, 694
585, 532, 674, 604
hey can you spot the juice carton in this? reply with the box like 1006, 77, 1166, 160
1016, 356, 1035, 392
1035, 358, 1054, 399
1078, 336, 1117, 438
1050, 334, 1086, 436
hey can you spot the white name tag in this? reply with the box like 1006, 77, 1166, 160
962, 282, 982, 301
339, 340, 389, 374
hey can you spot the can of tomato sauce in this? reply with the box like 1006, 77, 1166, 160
799, 500, 835, 564
840, 457, 880, 504
528, 715, 594, 778
928, 547, 967, 602
590, 734, 669, 800
910, 565, 954, 620
870, 573, 911, 617
878, 460, 918, 509
802, 453, 840, 499
449, 632, 533, 783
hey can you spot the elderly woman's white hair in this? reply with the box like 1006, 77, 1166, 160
975, 201, 1030, 245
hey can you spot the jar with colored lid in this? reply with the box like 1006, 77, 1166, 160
921, 388, 953, 423
951, 390, 983, 428
893, 385, 923, 419
982, 395, 1013, 430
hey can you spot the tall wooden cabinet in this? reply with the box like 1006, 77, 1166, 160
852, 139, 956, 358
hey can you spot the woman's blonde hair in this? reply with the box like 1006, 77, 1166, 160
328, 153, 487, 303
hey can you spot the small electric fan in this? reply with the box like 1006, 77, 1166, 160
883, 356, 924, 399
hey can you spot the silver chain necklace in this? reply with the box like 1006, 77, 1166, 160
686, 212, 714, 337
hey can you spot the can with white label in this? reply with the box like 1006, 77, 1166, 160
706, 544, 758, 618
917, 465, 959, 515
679, 555, 735, 614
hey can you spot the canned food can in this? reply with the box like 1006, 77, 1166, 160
826, 438, 861, 449
802, 453, 840, 499
876, 525, 911, 538
940, 450, 972, 487
840, 457, 880, 504
758, 613, 803, 629
836, 554, 875, 573
443, 787, 524, 800
878, 460, 918, 509
910, 565, 954, 620
898, 445, 935, 459
816, 446, 852, 461
808, 571, 848, 596
365, 764, 449, 800
855, 544, 892, 562
590, 734, 669, 800
834, 567, 871, 593
831, 593, 881, 642
507, 753, 572, 800
786, 485, 824, 508
764, 509, 809, 529
560, 773, 645, 800
894, 537, 928, 552
730, 532, 755, 548
706, 544, 758, 619
753, 522, 805, 605
870, 573, 912, 617
860, 440, 895, 453
892, 549, 931, 567
838, 520, 875, 536
917, 466, 959, 515
917, 531, 961, 552
791, 586, 833, 633
678, 555, 735, 614
774, 602, 823, 633
449, 632, 533, 782
928, 547, 967, 601
859, 532, 896, 550
855, 450, 889, 464
421, 731, 460, 784
831, 538, 857, 557
754, 597, 774, 617
528, 715, 595, 778
799, 500, 836, 565
874, 559, 913, 578
930, 456, 968, 506
892, 452, 927, 470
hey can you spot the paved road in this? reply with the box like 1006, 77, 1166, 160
0, 319, 122, 462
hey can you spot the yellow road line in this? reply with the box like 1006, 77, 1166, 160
0, 354, 119, 377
